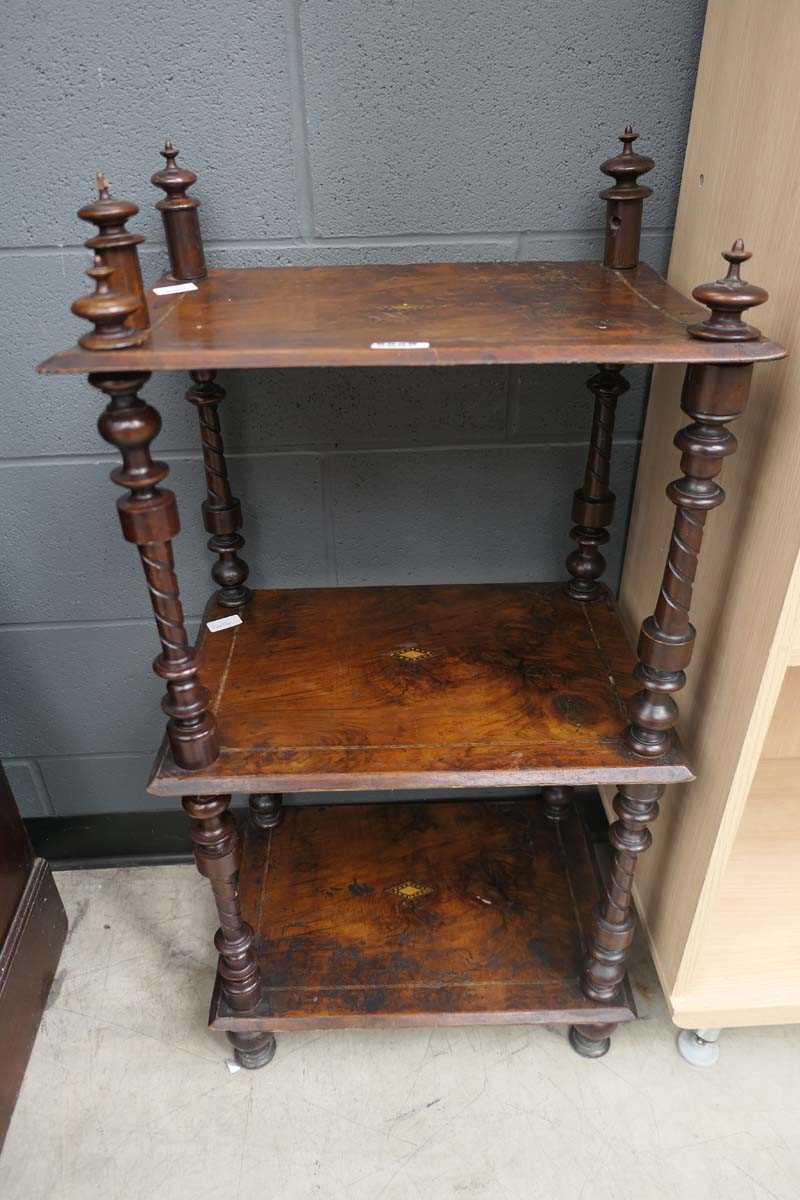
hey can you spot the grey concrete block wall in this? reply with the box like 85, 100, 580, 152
0, 0, 707, 817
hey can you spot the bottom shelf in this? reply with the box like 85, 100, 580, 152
210, 797, 635, 1032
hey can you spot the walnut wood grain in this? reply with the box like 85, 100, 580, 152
209, 798, 636, 1030
38, 262, 784, 374
148, 582, 692, 795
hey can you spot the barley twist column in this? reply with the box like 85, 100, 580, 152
186, 369, 251, 607
93, 372, 218, 770
566, 364, 629, 600
626, 363, 752, 756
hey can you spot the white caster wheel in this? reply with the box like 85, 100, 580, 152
677, 1028, 721, 1067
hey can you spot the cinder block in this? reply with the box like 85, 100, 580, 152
329, 441, 638, 589
301, 0, 705, 236
38, 754, 165, 815
0, 621, 176, 757
205, 239, 518, 270
0, 453, 327, 623
518, 229, 673, 273
218, 364, 509, 450
4, 248, 199, 458
510, 364, 651, 442
1, 1, 296, 245
4, 760, 52, 818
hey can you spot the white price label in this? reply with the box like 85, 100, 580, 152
152, 281, 199, 296
370, 340, 430, 350
206, 614, 243, 633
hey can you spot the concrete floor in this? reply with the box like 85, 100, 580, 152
1, 865, 799, 1200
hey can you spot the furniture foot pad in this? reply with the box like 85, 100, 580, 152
569, 1024, 612, 1058
677, 1028, 721, 1068
228, 1030, 276, 1070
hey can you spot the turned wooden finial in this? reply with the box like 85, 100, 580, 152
71, 253, 147, 350
77, 172, 149, 332
688, 240, 769, 341
151, 139, 207, 282
600, 126, 654, 269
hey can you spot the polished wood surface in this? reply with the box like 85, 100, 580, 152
39, 261, 784, 375
209, 798, 636, 1030
148, 582, 692, 796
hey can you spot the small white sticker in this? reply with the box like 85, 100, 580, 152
207, 614, 243, 633
370, 340, 430, 350
152, 281, 199, 296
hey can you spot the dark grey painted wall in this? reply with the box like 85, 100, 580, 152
1, 1, 706, 816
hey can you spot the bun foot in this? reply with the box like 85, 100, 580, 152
249, 793, 283, 832
569, 1023, 613, 1058
228, 1030, 276, 1070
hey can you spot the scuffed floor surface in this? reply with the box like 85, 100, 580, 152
1, 865, 799, 1200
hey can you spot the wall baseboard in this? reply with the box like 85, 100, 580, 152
24, 811, 193, 870
25, 790, 609, 870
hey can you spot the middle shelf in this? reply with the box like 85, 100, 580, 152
149, 581, 692, 795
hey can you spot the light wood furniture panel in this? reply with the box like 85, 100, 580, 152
607, 0, 800, 1030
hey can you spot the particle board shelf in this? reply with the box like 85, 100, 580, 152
38, 261, 784, 375
148, 582, 692, 797
209, 798, 636, 1031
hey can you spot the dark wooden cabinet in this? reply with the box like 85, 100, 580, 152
38, 131, 785, 1066
0, 764, 67, 1148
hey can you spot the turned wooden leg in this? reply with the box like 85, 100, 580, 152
566, 365, 629, 601
569, 1022, 616, 1058
183, 794, 275, 1069
541, 786, 572, 822
186, 369, 251, 608
93, 372, 218, 770
226, 1029, 276, 1070
626, 364, 753, 756
581, 782, 662, 1006
249, 793, 283, 831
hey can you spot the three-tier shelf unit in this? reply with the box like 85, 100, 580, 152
39, 130, 785, 1067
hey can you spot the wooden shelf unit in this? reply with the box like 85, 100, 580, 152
37, 128, 785, 1066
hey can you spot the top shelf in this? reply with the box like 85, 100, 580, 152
38, 260, 785, 374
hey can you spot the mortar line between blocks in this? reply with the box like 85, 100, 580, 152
319, 454, 340, 586
284, 0, 316, 240
1, 437, 642, 469
0, 226, 675, 256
